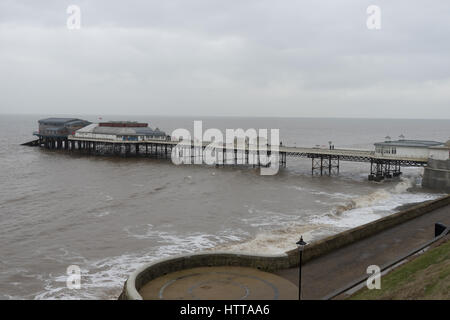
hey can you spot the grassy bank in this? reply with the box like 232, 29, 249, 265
350, 237, 450, 300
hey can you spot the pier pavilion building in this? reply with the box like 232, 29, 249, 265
73, 121, 167, 142
374, 138, 443, 158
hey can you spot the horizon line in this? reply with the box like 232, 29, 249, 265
1, 112, 450, 121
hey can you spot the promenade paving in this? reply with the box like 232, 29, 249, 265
276, 203, 450, 299
139, 266, 297, 300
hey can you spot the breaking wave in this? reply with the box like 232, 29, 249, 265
311, 176, 443, 229
331, 177, 417, 215
219, 176, 444, 255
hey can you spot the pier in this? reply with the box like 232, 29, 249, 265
25, 118, 442, 182
28, 135, 428, 181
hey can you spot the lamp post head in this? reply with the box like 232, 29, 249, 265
296, 236, 307, 251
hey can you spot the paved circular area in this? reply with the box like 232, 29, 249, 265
139, 266, 298, 300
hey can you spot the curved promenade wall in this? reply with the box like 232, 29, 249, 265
120, 194, 450, 300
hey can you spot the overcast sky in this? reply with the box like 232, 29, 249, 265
0, 0, 449, 118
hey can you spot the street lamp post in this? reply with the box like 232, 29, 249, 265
296, 236, 307, 300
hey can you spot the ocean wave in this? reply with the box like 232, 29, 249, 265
212, 176, 444, 255
240, 209, 309, 228
212, 224, 319, 254
310, 177, 442, 228
34, 228, 247, 300
330, 176, 416, 216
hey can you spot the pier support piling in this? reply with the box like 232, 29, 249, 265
369, 160, 402, 181
311, 155, 339, 176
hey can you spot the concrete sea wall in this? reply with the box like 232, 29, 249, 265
120, 194, 450, 300
422, 159, 450, 192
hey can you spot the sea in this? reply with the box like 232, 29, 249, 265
0, 114, 448, 299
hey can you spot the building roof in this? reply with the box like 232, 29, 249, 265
38, 118, 90, 125
99, 121, 148, 128
75, 123, 166, 136
76, 123, 98, 133
374, 139, 443, 148
429, 140, 450, 150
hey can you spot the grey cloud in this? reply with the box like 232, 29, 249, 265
0, 0, 450, 118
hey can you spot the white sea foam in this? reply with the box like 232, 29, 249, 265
93, 211, 110, 218
222, 176, 444, 255
310, 177, 442, 229
309, 190, 357, 199
34, 228, 248, 300
287, 185, 357, 199
213, 224, 318, 254
240, 209, 308, 228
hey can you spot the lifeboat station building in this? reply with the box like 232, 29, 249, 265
33, 117, 91, 149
